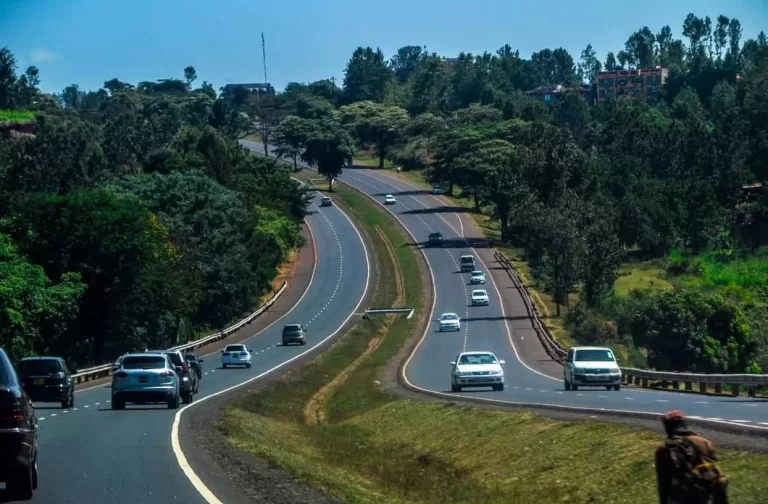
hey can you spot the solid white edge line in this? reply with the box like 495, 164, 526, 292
171, 198, 371, 504
74, 212, 321, 396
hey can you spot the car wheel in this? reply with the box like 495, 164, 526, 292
564, 378, 571, 391
572, 383, 579, 391
168, 394, 179, 409
112, 396, 125, 410
493, 384, 504, 391
8, 462, 34, 500
246, 363, 252, 368
451, 384, 461, 392
222, 363, 227, 369
614, 384, 621, 391
302, 340, 307, 346
182, 391, 193, 404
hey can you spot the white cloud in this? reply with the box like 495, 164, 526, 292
29, 48, 56, 63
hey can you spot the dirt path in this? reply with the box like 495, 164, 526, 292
303, 226, 405, 426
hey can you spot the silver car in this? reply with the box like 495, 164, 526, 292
111, 353, 180, 410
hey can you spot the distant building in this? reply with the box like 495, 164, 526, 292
526, 84, 594, 105
596, 67, 668, 104
221, 82, 275, 99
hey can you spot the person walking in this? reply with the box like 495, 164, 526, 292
655, 409, 729, 504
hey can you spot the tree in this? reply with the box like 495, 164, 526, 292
0, 46, 17, 109
338, 100, 409, 168
60, 84, 82, 109
0, 233, 85, 361
577, 44, 602, 83
301, 118, 357, 191
390, 45, 426, 83
183, 65, 197, 88
342, 46, 394, 103
581, 206, 623, 307
273, 115, 310, 171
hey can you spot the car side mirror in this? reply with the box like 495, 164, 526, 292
449, 361, 456, 366
248, 348, 253, 352
175, 366, 183, 374
220, 350, 224, 353
499, 360, 506, 365
615, 358, 621, 364
199, 359, 204, 363
303, 326, 308, 331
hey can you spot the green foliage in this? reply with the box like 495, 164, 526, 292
0, 109, 34, 123
0, 47, 307, 367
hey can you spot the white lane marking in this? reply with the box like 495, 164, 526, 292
729, 420, 751, 423
759, 422, 768, 426
63, 410, 68, 414
38, 417, 45, 421
172, 194, 371, 504
83, 405, 89, 408
305, 206, 344, 327
625, 397, 635, 401
598, 395, 607, 398
656, 399, 669, 403
694, 401, 709, 404
707, 417, 724, 421
50, 413, 57, 417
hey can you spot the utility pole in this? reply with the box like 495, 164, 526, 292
261, 32, 268, 84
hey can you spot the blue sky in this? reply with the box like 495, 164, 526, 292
2, 0, 766, 95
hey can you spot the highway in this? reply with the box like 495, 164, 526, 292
20, 191, 370, 504
238, 141, 768, 431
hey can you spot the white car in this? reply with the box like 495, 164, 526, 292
384, 194, 396, 205
563, 346, 622, 391
471, 289, 489, 306
221, 344, 252, 368
469, 270, 486, 284
438, 313, 461, 332
450, 351, 505, 392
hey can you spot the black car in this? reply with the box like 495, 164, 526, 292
17, 356, 74, 409
184, 353, 203, 390
146, 350, 197, 404
0, 348, 38, 500
428, 232, 443, 247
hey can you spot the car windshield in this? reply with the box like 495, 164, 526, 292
0, 351, 11, 385
122, 356, 167, 370
574, 349, 615, 362
283, 325, 302, 332
473, 291, 485, 296
458, 354, 497, 365
225, 345, 246, 352
460, 257, 473, 263
184, 354, 197, 362
441, 314, 458, 320
164, 353, 183, 365
19, 359, 62, 375
471, 271, 483, 275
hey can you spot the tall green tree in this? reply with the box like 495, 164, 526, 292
301, 118, 357, 191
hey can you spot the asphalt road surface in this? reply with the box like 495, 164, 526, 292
239, 140, 768, 432
18, 190, 369, 504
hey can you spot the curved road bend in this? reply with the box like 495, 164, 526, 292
238, 140, 768, 428
338, 165, 768, 429
24, 192, 369, 503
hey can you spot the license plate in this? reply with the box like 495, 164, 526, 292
587, 376, 606, 381
33, 378, 44, 385
139, 376, 148, 383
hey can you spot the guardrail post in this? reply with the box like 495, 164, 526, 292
699, 382, 706, 393
715, 383, 722, 394
641, 377, 648, 388
731, 384, 740, 397
672, 380, 679, 390
747, 386, 756, 398
685, 381, 692, 392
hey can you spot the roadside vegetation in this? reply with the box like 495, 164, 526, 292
0, 47, 310, 368
248, 13, 768, 375
223, 173, 768, 504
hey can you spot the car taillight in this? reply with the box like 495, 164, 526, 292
1, 399, 25, 423
182, 363, 189, 373
114, 371, 128, 378
160, 371, 173, 377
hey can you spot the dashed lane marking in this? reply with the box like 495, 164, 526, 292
305, 205, 344, 328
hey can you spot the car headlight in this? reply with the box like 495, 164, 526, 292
574, 368, 588, 374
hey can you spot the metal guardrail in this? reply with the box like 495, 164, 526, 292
70, 281, 289, 384
492, 251, 768, 397
494, 251, 567, 362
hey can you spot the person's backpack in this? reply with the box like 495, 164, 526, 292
665, 435, 724, 503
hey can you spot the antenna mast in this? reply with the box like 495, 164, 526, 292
261, 32, 268, 84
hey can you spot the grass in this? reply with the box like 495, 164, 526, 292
0, 109, 34, 124
243, 132, 262, 142
355, 151, 397, 170
221, 170, 768, 503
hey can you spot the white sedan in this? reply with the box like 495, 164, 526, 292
469, 270, 486, 284
471, 289, 489, 306
221, 344, 252, 368
384, 194, 396, 205
438, 313, 461, 332
450, 351, 506, 392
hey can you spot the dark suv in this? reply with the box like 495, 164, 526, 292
146, 350, 197, 404
184, 353, 203, 393
282, 324, 307, 345
17, 356, 74, 409
0, 348, 38, 500
428, 232, 443, 247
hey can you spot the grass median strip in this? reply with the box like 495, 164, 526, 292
220, 172, 768, 504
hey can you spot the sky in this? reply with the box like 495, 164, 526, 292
2, 0, 767, 95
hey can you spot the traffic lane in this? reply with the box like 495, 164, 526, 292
27, 203, 367, 503
344, 170, 768, 410
30, 405, 208, 504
